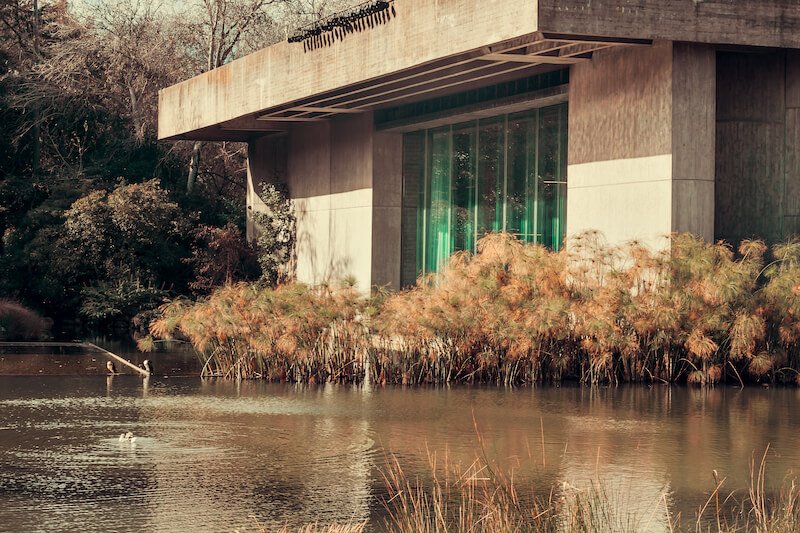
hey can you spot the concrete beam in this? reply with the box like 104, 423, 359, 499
539, 0, 800, 49
158, 0, 540, 141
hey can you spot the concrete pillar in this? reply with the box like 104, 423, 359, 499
246, 133, 287, 241
566, 41, 716, 249
371, 132, 403, 289
783, 50, 800, 236
671, 43, 716, 240
715, 50, 786, 244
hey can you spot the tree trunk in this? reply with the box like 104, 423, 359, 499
187, 141, 203, 193
31, 0, 41, 177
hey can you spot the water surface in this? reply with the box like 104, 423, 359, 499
1, 377, 798, 532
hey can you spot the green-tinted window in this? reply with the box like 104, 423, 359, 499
401, 104, 567, 286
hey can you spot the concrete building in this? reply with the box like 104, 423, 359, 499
158, 0, 800, 292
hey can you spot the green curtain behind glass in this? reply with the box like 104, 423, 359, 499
410, 103, 567, 277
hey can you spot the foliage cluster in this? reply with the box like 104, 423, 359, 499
149, 232, 800, 387
252, 181, 296, 286
0, 298, 50, 340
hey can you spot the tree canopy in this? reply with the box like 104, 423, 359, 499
0, 0, 356, 334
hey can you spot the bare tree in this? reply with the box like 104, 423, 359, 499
182, 0, 284, 193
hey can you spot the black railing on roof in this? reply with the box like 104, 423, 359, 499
288, 0, 396, 51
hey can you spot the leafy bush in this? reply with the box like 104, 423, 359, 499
0, 299, 51, 340
252, 182, 295, 286
79, 278, 168, 324
186, 223, 260, 294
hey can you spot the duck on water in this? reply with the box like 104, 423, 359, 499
118, 432, 137, 443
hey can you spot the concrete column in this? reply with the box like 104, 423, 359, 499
246, 133, 287, 241
671, 43, 716, 240
784, 51, 800, 236
566, 41, 716, 249
715, 51, 786, 244
371, 131, 403, 290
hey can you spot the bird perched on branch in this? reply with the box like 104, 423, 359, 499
106, 361, 117, 374
140, 359, 154, 375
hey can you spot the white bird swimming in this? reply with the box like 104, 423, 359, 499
119, 431, 137, 443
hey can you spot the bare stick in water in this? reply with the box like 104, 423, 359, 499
84, 342, 149, 377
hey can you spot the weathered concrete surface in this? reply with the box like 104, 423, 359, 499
539, 0, 800, 49
158, 0, 539, 140
671, 43, 715, 240
371, 132, 403, 289
567, 41, 715, 249
715, 50, 800, 244
248, 112, 404, 292
246, 133, 287, 241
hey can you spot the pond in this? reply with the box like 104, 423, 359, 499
0, 375, 798, 532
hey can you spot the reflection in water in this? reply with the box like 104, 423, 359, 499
0, 378, 798, 532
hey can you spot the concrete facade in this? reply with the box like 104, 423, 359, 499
160, 0, 800, 290
566, 41, 715, 249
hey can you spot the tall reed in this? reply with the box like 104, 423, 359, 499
147, 283, 370, 382
374, 233, 800, 386
147, 232, 800, 386
380, 447, 800, 532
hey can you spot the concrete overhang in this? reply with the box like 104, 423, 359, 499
158, 0, 800, 142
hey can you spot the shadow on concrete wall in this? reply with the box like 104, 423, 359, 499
294, 201, 354, 287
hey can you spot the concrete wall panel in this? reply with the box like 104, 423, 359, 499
787, 51, 800, 109
567, 177, 672, 250
567, 155, 672, 249
328, 205, 373, 291
715, 122, 785, 243
568, 42, 672, 166
372, 132, 403, 289
567, 42, 674, 248
671, 43, 715, 240
331, 114, 373, 194
787, 109, 800, 219
371, 206, 402, 289
715, 51, 787, 244
287, 122, 331, 198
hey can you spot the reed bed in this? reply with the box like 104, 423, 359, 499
147, 232, 800, 386
379, 447, 800, 533
147, 283, 370, 382
374, 233, 800, 386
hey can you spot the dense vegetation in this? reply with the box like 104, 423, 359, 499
0, 0, 355, 336
148, 233, 800, 387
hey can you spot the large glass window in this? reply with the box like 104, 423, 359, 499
401, 104, 567, 284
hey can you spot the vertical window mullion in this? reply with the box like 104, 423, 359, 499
533, 108, 540, 245
473, 119, 480, 251
502, 115, 508, 234
422, 131, 429, 275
